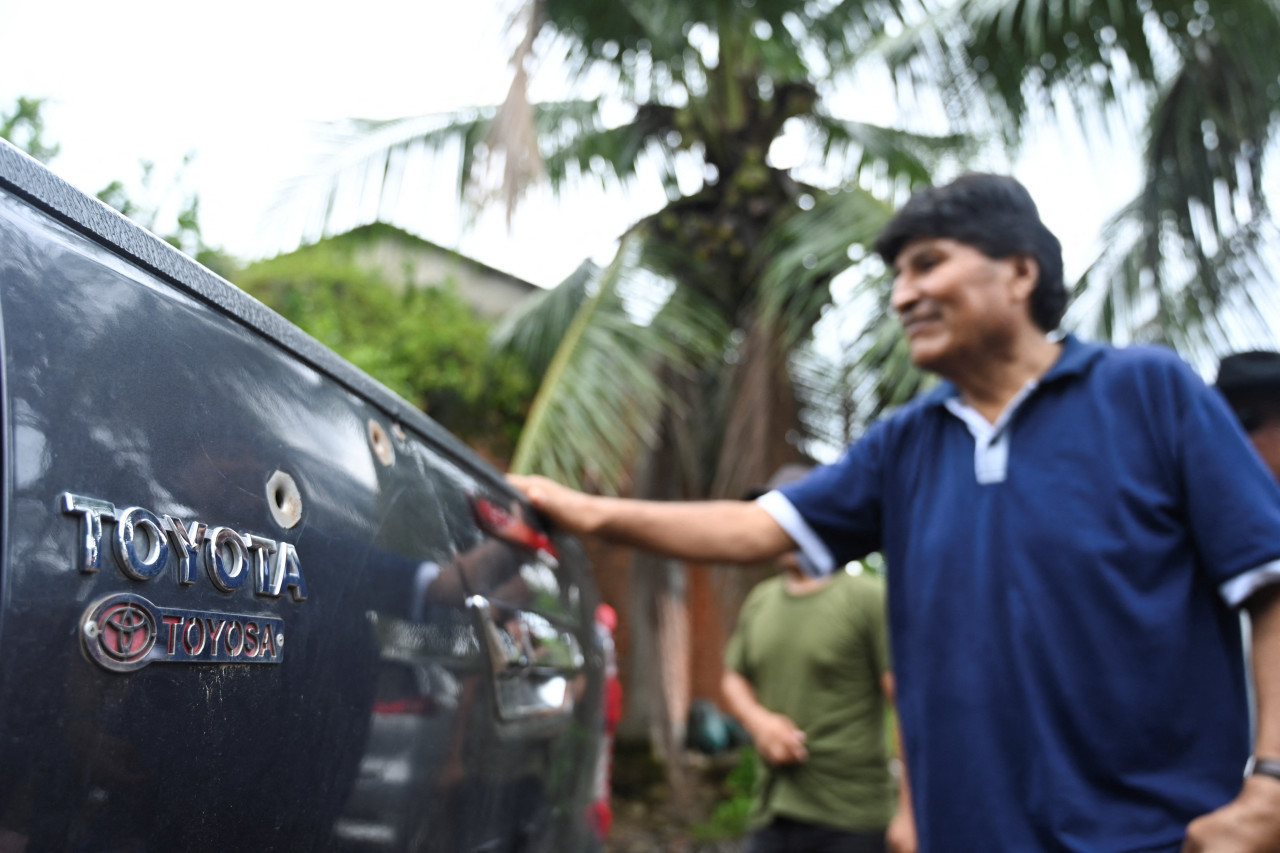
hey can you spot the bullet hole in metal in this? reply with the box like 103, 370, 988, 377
368, 418, 395, 467
265, 470, 302, 529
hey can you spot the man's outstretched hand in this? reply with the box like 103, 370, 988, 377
509, 472, 793, 565
506, 474, 603, 536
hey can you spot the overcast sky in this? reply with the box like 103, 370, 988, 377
0, 0, 1141, 289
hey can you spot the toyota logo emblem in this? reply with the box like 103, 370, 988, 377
98, 601, 156, 662
82, 594, 158, 672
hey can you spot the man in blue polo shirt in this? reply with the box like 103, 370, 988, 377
510, 174, 1280, 852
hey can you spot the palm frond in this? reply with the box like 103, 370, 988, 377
491, 259, 599, 374
508, 235, 727, 492
541, 103, 679, 191
753, 185, 894, 349
1069, 196, 1278, 363
838, 276, 932, 421
877, 0, 1152, 138
279, 96, 668, 240
782, 253, 932, 458
538, 0, 920, 100
1065, 4, 1280, 355
1136, 26, 1277, 275
846, 306, 932, 417
771, 0, 921, 69
538, 0, 694, 92
810, 115, 976, 188
276, 110, 492, 240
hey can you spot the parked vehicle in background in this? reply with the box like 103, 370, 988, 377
0, 139, 605, 852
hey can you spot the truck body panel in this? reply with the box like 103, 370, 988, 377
0, 141, 601, 852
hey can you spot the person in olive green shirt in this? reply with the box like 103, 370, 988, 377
723, 537, 908, 853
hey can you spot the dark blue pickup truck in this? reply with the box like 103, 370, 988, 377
0, 139, 605, 852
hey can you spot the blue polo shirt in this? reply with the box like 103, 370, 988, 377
762, 336, 1280, 852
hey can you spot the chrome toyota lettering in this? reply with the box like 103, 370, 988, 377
114, 506, 169, 581
82, 593, 285, 672
61, 492, 307, 601
204, 526, 249, 592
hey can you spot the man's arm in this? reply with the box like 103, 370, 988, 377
883, 672, 918, 853
720, 668, 808, 765
1183, 585, 1280, 852
1246, 585, 1280, 777
508, 474, 797, 564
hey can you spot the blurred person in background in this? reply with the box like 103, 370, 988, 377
721, 464, 908, 853
1217, 350, 1280, 482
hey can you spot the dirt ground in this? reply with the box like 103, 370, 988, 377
603, 743, 748, 853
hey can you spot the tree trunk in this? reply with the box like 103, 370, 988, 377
626, 387, 697, 806
623, 320, 809, 797
706, 315, 809, 663
712, 316, 808, 500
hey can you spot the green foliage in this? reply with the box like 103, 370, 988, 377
1, 95, 241, 279
193, 246, 242, 281
96, 178, 140, 218
95, 154, 214, 260
691, 747, 758, 842
236, 244, 534, 455
502, 238, 728, 489
0, 97, 60, 163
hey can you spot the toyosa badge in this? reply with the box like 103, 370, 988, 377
82, 593, 285, 673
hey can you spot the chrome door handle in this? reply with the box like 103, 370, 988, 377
466, 595, 583, 720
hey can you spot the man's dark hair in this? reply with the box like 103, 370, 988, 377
873, 173, 1068, 332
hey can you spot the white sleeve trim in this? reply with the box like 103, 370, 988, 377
755, 490, 836, 577
1220, 559, 1280, 608
411, 560, 442, 620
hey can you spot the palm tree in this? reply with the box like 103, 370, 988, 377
300, 0, 973, 488
293, 0, 1280, 778
886, 0, 1280, 357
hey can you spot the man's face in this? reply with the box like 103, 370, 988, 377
889, 237, 1038, 374
1224, 392, 1280, 483
1246, 416, 1280, 482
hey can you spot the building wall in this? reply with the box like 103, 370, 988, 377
344, 231, 539, 320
